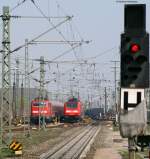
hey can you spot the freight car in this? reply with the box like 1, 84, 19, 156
85, 107, 104, 120
30, 98, 64, 124
63, 97, 84, 122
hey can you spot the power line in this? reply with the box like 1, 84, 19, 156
51, 43, 82, 61
85, 47, 118, 60
31, 1, 89, 62
10, 16, 72, 54
55, 0, 85, 41
10, 0, 28, 12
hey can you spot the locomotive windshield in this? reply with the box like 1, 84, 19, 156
68, 98, 78, 102
66, 102, 77, 108
32, 102, 46, 107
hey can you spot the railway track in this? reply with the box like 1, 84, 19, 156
39, 124, 101, 159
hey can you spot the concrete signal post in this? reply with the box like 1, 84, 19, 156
119, 4, 149, 159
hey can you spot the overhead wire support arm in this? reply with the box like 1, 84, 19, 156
32, 40, 85, 45
33, 59, 94, 64
9, 16, 73, 54
116, 1, 138, 3
10, 15, 72, 19
30, 1, 86, 62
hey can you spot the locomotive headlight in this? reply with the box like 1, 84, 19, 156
41, 110, 47, 113
73, 110, 78, 113
32, 110, 38, 113
66, 110, 71, 113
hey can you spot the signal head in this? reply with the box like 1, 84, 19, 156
121, 33, 149, 88
130, 43, 140, 53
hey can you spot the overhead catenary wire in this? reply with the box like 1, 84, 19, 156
0, 1, 73, 55
10, 0, 27, 12
10, 16, 72, 54
0, 1, 116, 107
17, 56, 95, 89
55, 0, 69, 17
0, 0, 27, 34
10, 0, 36, 12
68, 20, 81, 62
7, 44, 118, 83
31, 1, 73, 44
57, 2, 88, 78
85, 47, 118, 60
51, 43, 82, 61
71, 20, 84, 41
55, 0, 86, 45
30, 0, 89, 62
0, 0, 90, 67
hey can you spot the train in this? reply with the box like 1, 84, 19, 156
63, 97, 84, 122
85, 107, 104, 120
30, 98, 64, 124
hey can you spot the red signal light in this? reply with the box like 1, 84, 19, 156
130, 43, 140, 53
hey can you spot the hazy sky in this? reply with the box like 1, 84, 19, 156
0, 0, 150, 94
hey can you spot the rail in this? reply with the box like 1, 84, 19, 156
39, 125, 100, 159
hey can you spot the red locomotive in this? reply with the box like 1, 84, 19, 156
30, 98, 64, 124
63, 97, 84, 122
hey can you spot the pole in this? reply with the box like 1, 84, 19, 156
104, 87, 107, 115
128, 137, 135, 159
16, 58, 19, 118
98, 78, 102, 109
25, 39, 30, 136
12, 73, 16, 119
39, 56, 45, 130
0, 6, 12, 148
39, 101, 41, 130
111, 61, 119, 122
149, 143, 150, 159
20, 77, 24, 119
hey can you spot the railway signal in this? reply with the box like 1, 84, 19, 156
121, 4, 149, 88
120, 4, 149, 141
119, 4, 149, 158
120, 4, 149, 112
121, 33, 149, 88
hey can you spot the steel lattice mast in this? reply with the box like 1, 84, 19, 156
39, 56, 46, 130
15, 58, 19, 118
39, 56, 45, 99
0, 6, 12, 147
24, 39, 31, 135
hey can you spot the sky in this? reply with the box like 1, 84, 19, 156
0, 0, 150, 104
